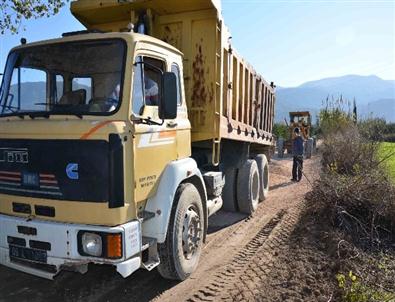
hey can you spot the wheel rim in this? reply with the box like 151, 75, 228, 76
182, 205, 202, 260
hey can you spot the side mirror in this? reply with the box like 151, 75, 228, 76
159, 72, 177, 120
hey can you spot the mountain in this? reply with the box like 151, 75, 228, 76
275, 75, 395, 123
367, 99, 395, 122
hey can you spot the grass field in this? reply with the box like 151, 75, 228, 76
380, 142, 395, 181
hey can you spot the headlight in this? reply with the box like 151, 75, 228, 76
81, 232, 102, 257
78, 231, 123, 259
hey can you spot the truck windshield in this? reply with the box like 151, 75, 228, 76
0, 39, 125, 118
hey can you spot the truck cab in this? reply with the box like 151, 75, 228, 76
0, 31, 197, 279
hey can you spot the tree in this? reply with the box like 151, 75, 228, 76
0, 0, 68, 34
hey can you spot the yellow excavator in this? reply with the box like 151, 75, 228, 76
278, 111, 314, 158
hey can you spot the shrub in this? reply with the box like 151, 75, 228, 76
273, 123, 289, 139
306, 97, 395, 301
319, 97, 354, 135
321, 125, 379, 176
358, 118, 387, 142
337, 271, 395, 302
310, 117, 395, 248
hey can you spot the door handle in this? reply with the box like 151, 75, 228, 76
166, 121, 178, 128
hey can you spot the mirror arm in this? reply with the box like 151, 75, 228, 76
145, 117, 164, 126
131, 113, 164, 126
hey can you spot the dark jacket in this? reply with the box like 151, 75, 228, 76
293, 136, 304, 156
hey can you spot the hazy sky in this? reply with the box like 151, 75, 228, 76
0, 0, 394, 87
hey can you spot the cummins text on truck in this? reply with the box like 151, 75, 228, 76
0, 0, 276, 280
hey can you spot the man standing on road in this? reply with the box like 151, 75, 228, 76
291, 127, 304, 182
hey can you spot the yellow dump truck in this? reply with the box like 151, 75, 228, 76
0, 0, 275, 280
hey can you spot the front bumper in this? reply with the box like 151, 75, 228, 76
0, 214, 142, 279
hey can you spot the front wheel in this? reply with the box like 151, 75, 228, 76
157, 183, 204, 280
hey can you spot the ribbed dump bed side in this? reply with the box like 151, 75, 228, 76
71, 0, 275, 145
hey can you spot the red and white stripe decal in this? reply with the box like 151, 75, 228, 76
40, 174, 59, 190
0, 171, 21, 182
138, 131, 176, 148
0, 171, 60, 192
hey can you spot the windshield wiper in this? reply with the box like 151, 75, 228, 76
29, 111, 83, 119
0, 105, 24, 119
21, 111, 82, 119
1, 111, 82, 120
32, 103, 84, 119
28, 112, 50, 119
72, 113, 83, 119
8, 112, 51, 119
13, 113, 26, 119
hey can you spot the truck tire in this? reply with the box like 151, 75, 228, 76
157, 183, 204, 280
255, 154, 269, 201
222, 168, 238, 212
237, 160, 260, 215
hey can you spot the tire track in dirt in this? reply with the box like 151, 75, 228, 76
184, 210, 287, 302
154, 156, 317, 302
223, 205, 303, 301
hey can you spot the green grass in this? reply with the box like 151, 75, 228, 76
379, 142, 395, 181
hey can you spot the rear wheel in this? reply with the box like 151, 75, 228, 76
157, 183, 204, 280
237, 160, 260, 215
255, 154, 269, 201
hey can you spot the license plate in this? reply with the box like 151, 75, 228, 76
22, 172, 40, 188
9, 245, 47, 263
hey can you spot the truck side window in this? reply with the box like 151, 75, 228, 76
171, 64, 182, 106
143, 57, 163, 106
132, 56, 164, 114
132, 56, 144, 114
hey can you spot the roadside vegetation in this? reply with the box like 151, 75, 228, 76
379, 142, 395, 182
298, 99, 395, 301
0, 0, 68, 34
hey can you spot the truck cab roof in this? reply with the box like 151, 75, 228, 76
9, 31, 183, 57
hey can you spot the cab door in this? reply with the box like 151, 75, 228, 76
132, 53, 179, 203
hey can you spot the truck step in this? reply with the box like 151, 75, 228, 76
141, 259, 160, 271
141, 236, 156, 251
141, 236, 160, 271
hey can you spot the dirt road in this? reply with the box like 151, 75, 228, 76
0, 155, 319, 302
